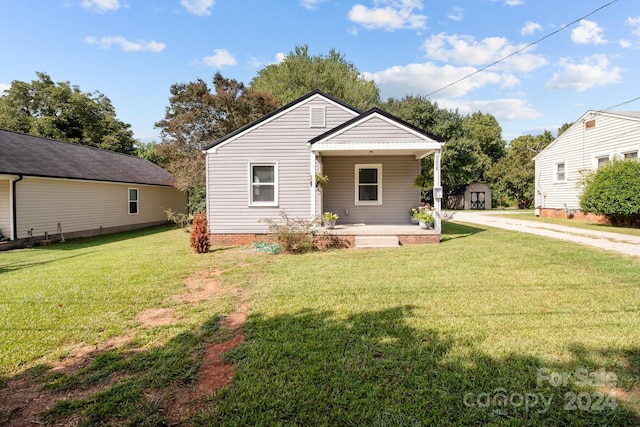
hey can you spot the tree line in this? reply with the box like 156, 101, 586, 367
0, 45, 568, 212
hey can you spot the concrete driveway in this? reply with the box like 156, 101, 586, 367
446, 211, 640, 258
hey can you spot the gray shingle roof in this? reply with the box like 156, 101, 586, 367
0, 129, 176, 186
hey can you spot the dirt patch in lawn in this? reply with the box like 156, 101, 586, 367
0, 269, 248, 426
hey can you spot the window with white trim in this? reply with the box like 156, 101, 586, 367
310, 106, 326, 128
596, 155, 609, 169
623, 151, 638, 160
554, 162, 566, 183
128, 188, 138, 214
355, 164, 382, 205
249, 163, 278, 206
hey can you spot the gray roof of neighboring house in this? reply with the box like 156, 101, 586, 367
0, 129, 176, 186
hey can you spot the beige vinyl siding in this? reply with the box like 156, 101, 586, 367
0, 180, 10, 236
207, 97, 358, 233
535, 112, 640, 210
15, 177, 185, 239
322, 155, 420, 224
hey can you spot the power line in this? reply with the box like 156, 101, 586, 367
425, 0, 619, 99
601, 96, 640, 111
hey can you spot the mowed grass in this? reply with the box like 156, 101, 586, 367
1, 222, 639, 425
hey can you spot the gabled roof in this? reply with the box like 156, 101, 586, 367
0, 129, 176, 186
204, 89, 362, 151
309, 107, 443, 144
534, 110, 640, 160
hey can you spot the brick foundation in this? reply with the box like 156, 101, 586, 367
538, 208, 609, 224
209, 233, 439, 248
398, 234, 441, 245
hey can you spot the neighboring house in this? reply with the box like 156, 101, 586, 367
443, 183, 492, 210
534, 110, 640, 220
0, 129, 186, 244
204, 90, 444, 245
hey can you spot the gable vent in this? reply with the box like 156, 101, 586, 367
310, 106, 326, 128
585, 119, 596, 130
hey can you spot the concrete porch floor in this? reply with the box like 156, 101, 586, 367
315, 223, 441, 247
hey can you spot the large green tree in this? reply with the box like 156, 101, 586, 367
382, 95, 505, 189
485, 131, 553, 209
250, 45, 380, 110
155, 72, 279, 211
0, 72, 137, 154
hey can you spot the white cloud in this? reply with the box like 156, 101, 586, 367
571, 20, 607, 45
203, 49, 237, 67
0, 83, 10, 95
619, 39, 632, 48
423, 32, 547, 72
299, 0, 327, 10
363, 62, 506, 99
85, 36, 165, 52
348, 0, 427, 31
80, 0, 120, 12
440, 98, 542, 121
521, 21, 541, 36
247, 52, 286, 69
545, 54, 624, 91
181, 0, 214, 16
505, 0, 523, 5
447, 7, 463, 21
627, 16, 640, 36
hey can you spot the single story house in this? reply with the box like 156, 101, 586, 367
443, 183, 492, 210
0, 129, 186, 245
204, 90, 444, 246
533, 110, 640, 220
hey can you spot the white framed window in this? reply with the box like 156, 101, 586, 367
623, 151, 639, 160
128, 188, 139, 214
553, 161, 566, 183
310, 106, 326, 128
249, 162, 278, 206
355, 164, 382, 205
594, 155, 610, 169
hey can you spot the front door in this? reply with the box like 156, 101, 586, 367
470, 192, 485, 210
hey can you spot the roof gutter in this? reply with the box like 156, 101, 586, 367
12, 175, 23, 240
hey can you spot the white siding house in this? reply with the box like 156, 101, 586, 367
534, 110, 640, 218
204, 91, 444, 245
0, 129, 186, 245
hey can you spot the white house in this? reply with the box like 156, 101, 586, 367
534, 110, 640, 219
0, 129, 186, 246
204, 90, 444, 246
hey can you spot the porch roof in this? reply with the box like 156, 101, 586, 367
309, 108, 443, 159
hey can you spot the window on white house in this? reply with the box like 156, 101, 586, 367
623, 151, 638, 160
310, 106, 326, 128
128, 188, 138, 214
250, 163, 277, 206
596, 156, 610, 169
554, 162, 566, 182
355, 164, 382, 205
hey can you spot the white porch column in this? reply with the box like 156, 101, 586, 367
310, 151, 316, 219
433, 150, 442, 233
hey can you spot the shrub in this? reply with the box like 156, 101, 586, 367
262, 211, 317, 254
190, 212, 210, 253
165, 209, 192, 230
579, 159, 640, 227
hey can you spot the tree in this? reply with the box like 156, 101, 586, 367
250, 45, 380, 110
382, 95, 505, 189
0, 72, 137, 154
155, 72, 279, 211
485, 132, 553, 209
580, 160, 640, 227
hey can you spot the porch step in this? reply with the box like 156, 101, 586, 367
355, 235, 400, 248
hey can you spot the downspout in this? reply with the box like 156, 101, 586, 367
12, 175, 23, 240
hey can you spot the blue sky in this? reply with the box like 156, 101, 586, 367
1, 0, 638, 142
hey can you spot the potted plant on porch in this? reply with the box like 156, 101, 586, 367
413, 210, 434, 229
322, 212, 339, 229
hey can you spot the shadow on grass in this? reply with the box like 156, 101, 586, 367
440, 221, 486, 242
32, 224, 178, 252
195, 306, 640, 426
0, 315, 225, 426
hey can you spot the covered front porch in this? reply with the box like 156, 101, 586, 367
309, 108, 444, 236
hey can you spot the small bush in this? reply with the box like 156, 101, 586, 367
190, 212, 210, 253
580, 159, 640, 227
262, 212, 317, 254
165, 209, 192, 229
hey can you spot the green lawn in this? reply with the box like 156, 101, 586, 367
1, 223, 639, 426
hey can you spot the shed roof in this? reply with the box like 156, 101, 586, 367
0, 129, 176, 186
